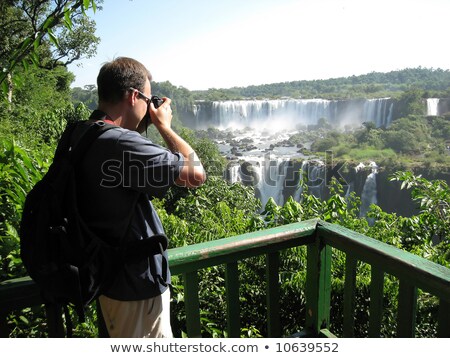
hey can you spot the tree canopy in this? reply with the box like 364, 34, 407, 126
0, 0, 101, 100
191, 67, 450, 101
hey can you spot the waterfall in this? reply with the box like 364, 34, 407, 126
255, 159, 290, 207
227, 157, 385, 220
427, 98, 440, 116
361, 98, 394, 127
194, 98, 395, 130
226, 163, 241, 183
226, 156, 290, 208
359, 162, 378, 221
293, 161, 309, 202
210, 99, 338, 129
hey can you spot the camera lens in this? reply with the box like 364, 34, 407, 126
151, 95, 164, 109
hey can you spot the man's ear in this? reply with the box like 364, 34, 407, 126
128, 89, 137, 105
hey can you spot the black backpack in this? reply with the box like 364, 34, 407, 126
19, 120, 169, 329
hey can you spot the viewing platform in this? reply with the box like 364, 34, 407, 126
1, 219, 449, 338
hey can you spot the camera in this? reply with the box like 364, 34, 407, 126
151, 95, 164, 108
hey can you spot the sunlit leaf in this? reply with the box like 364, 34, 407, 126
64, 10, 73, 31
47, 30, 59, 48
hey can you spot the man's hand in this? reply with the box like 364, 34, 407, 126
149, 97, 173, 130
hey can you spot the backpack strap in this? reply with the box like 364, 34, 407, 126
53, 120, 116, 165
120, 234, 169, 263
53, 122, 79, 161
68, 121, 116, 165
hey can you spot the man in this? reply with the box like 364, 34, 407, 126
74, 57, 206, 337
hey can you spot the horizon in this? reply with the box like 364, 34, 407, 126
68, 0, 450, 91
71, 66, 448, 91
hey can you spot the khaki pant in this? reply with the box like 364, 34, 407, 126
98, 289, 173, 338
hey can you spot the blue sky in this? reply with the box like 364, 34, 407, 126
68, 0, 450, 90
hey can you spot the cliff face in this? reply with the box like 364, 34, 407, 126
438, 98, 450, 115
230, 159, 450, 217
376, 168, 450, 216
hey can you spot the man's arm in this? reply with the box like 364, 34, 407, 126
150, 98, 206, 188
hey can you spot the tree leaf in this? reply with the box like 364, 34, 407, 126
64, 10, 73, 31
42, 16, 55, 30
47, 30, 60, 48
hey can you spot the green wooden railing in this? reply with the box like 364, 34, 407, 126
1, 219, 449, 338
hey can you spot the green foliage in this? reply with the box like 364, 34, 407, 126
152, 81, 195, 119
0, 140, 52, 280
178, 127, 227, 177
12, 65, 74, 110
158, 176, 261, 247
1, 101, 90, 149
191, 68, 450, 100
0, 0, 101, 96
429, 116, 450, 140
394, 88, 426, 117
309, 111, 447, 169
390, 171, 450, 265
71, 85, 98, 110
381, 116, 431, 154
310, 135, 340, 152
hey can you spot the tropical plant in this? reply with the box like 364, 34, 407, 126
0, 140, 52, 280
390, 171, 450, 266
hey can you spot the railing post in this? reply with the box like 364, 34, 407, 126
266, 251, 281, 337
225, 262, 240, 337
0, 310, 8, 337
183, 271, 202, 338
437, 298, 450, 338
368, 266, 384, 337
397, 280, 417, 337
343, 255, 357, 337
45, 303, 65, 337
305, 236, 332, 336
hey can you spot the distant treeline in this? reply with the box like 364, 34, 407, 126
72, 67, 450, 108
190, 67, 450, 101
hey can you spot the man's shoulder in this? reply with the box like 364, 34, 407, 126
96, 125, 148, 145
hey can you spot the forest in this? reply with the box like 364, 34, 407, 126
72, 67, 450, 106
1, 0, 449, 338
191, 67, 450, 100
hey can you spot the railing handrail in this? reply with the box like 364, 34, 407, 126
167, 219, 450, 297
168, 218, 318, 274
317, 221, 450, 298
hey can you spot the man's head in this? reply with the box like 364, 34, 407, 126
97, 57, 151, 104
